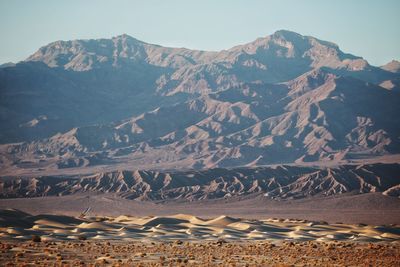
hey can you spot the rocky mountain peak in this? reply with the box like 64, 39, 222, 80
381, 60, 400, 73
26, 34, 148, 71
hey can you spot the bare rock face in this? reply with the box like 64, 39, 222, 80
381, 60, 400, 73
1, 163, 399, 200
379, 60, 400, 91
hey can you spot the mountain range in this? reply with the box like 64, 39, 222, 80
0, 30, 399, 184
1, 163, 399, 200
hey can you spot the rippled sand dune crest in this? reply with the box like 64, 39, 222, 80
1, 209, 399, 243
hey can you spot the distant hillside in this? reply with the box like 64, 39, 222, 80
1, 163, 399, 200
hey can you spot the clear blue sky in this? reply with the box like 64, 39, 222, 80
0, 0, 399, 66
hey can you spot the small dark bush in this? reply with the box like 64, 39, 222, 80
32, 235, 41, 242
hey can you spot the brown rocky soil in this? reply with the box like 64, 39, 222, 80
0, 240, 399, 266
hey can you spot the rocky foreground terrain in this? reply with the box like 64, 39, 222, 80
1, 239, 398, 266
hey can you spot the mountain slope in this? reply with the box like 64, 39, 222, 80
2, 68, 399, 171
379, 60, 400, 91
2, 30, 398, 144
0, 30, 399, 174
381, 60, 400, 73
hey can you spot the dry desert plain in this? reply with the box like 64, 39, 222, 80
0, 193, 399, 266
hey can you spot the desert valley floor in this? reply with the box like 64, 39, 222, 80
1, 192, 400, 225
0, 192, 399, 266
0, 204, 399, 266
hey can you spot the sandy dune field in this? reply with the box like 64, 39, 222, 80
1, 209, 399, 243
0, 209, 399, 266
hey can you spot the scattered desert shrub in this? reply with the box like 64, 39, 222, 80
32, 235, 41, 242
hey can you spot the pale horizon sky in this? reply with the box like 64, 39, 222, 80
0, 0, 399, 66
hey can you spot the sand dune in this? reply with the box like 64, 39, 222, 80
1, 209, 399, 244
1, 208, 399, 266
